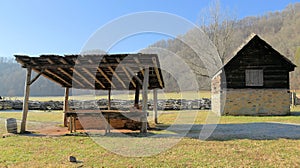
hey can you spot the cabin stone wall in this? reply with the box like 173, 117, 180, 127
222, 89, 290, 116
211, 73, 222, 114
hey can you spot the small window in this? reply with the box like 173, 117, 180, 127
245, 69, 263, 86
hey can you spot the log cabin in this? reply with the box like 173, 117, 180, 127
212, 34, 296, 116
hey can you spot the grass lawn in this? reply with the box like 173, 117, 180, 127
0, 106, 300, 167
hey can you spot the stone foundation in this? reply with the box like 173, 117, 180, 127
219, 89, 291, 116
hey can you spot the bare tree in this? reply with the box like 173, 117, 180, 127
198, 0, 236, 63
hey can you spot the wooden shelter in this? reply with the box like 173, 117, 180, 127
211, 34, 296, 116
15, 53, 164, 133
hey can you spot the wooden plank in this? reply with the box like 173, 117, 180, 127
141, 67, 149, 133
20, 67, 32, 133
63, 87, 69, 127
97, 67, 116, 89
82, 67, 105, 88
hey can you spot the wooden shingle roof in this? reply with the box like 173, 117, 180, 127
15, 53, 164, 90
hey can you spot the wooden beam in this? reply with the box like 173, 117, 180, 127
115, 57, 136, 88
141, 67, 149, 133
71, 68, 95, 88
108, 89, 111, 110
63, 87, 69, 127
58, 68, 85, 87
47, 58, 55, 64
134, 57, 144, 76
20, 67, 32, 133
153, 89, 158, 124
45, 69, 71, 86
29, 70, 44, 85
125, 67, 143, 86
107, 66, 126, 89
24, 63, 153, 69
152, 57, 164, 88
97, 67, 116, 89
134, 81, 140, 108
59, 58, 68, 65
82, 67, 106, 88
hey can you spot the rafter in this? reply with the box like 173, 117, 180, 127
45, 69, 71, 86
115, 57, 136, 88
59, 58, 68, 65
97, 67, 116, 89
58, 68, 85, 87
107, 66, 126, 89
125, 67, 143, 86
134, 57, 144, 76
70, 68, 95, 88
82, 67, 105, 88
152, 57, 164, 88
47, 58, 55, 64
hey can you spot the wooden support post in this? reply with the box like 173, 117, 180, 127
73, 115, 76, 132
108, 89, 111, 110
105, 115, 111, 134
69, 115, 73, 133
20, 67, 32, 133
63, 87, 69, 127
153, 89, 158, 124
134, 81, 140, 108
141, 67, 149, 133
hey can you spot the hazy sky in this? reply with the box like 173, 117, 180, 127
0, 0, 298, 58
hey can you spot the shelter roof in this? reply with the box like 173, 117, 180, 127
15, 53, 164, 90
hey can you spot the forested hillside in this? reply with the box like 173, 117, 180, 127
144, 2, 300, 90
0, 59, 64, 96
0, 2, 299, 96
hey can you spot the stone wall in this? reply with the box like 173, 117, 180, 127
68, 116, 142, 131
211, 72, 222, 114
222, 89, 291, 116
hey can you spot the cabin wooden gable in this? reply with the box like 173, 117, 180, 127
223, 35, 296, 89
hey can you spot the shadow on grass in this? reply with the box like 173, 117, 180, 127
156, 122, 300, 141
291, 111, 300, 116
11, 121, 300, 141
58, 122, 300, 141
